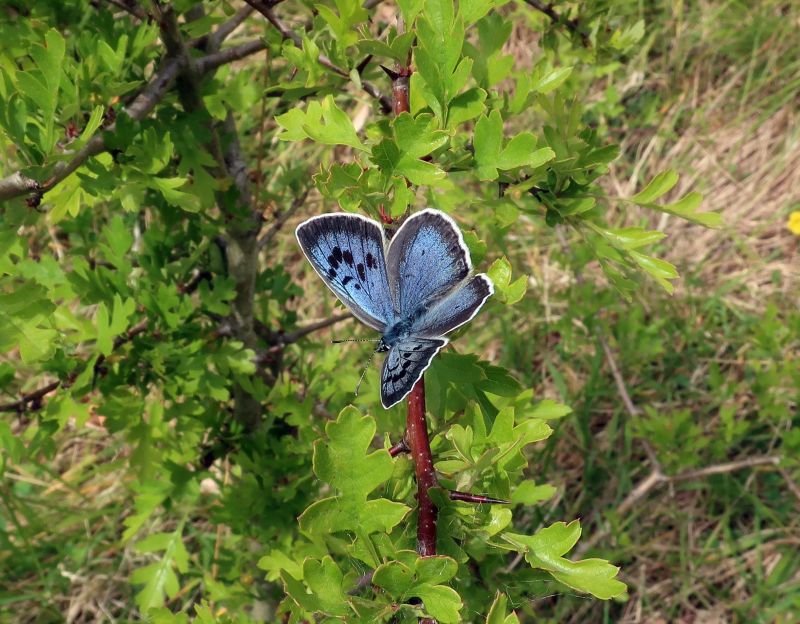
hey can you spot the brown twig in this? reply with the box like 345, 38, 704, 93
599, 335, 662, 468
243, 0, 392, 112
522, 0, 590, 47
257, 189, 311, 250
577, 455, 784, 556
258, 312, 352, 347
100, 0, 148, 21
388, 437, 410, 457
0, 318, 149, 414
206, 5, 255, 49
196, 38, 268, 73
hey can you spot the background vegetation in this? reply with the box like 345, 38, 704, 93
0, 0, 798, 622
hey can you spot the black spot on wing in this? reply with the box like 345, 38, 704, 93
342, 276, 352, 286
332, 246, 343, 263
343, 250, 354, 266
357, 263, 366, 281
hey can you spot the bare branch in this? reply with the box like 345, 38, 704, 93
196, 38, 268, 73
207, 5, 255, 49
257, 189, 310, 250
389, 437, 410, 457
577, 454, 784, 555
670, 456, 781, 483
0, 319, 149, 414
99, 0, 148, 21
522, 0, 590, 47
243, 0, 392, 112
600, 335, 662, 469
258, 312, 352, 347
0, 172, 39, 201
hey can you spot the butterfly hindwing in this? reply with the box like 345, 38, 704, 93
412, 274, 494, 338
296, 213, 395, 331
381, 337, 447, 408
386, 209, 471, 315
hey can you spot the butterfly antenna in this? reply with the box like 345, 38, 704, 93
331, 337, 381, 344
354, 347, 380, 397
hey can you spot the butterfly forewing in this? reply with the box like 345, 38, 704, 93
412, 274, 494, 338
386, 209, 471, 315
381, 337, 447, 408
296, 214, 395, 331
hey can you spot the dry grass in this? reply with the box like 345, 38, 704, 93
609, 94, 800, 310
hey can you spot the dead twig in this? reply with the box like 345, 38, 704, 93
522, 0, 590, 47
599, 335, 662, 469
257, 189, 310, 250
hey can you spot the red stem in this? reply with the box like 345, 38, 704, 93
406, 378, 437, 556
392, 14, 436, 623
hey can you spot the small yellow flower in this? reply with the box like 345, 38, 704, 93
788, 211, 800, 236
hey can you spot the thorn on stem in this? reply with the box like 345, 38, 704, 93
449, 490, 510, 505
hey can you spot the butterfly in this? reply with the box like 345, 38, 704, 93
295, 208, 493, 408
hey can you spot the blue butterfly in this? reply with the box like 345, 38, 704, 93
296, 208, 493, 408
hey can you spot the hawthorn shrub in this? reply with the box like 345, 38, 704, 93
0, 0, 718, 621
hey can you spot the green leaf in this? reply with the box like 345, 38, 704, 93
413, 0, 466, 122
531, 65, 573, 94
502, 275, 527, 305
398, 0, 425, 24
314, 406, 393, 496
373, 553, 463, 623
486, 592, 519, 624
276, 96, 366, 151
33, 29, 66, 95
476, 365, 523, 397
630, 251, 679, 294
95, 302, 113, 356
148, 177, 200, 212
303, 557, 350, 616
592, 226, 666, 250
17, 72, 52, 117
300, 407, 410, 535
527, 399, 572, 420
132, 524, 188, 611
356, 39, 403, 62
511, 480, 557, 506
487, 256, 511, 289
394, 112, 448, 158
447, 88, 486, 129
372, 113, 447, 185
416, 583, 463, 623
631, 169, 679, 204
74, 105, 105, 149
0, 284, 57, 363
373, 560, 415, 595
415, 556, 458, 584
459, 0, 496, 25
474, 110, 554, 180
609, 19, 645, 50
658, 192, 721, 227
127, 128, 173, 174
504, 521, 627, 599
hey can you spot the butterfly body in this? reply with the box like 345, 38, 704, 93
296, 208, 492, 408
